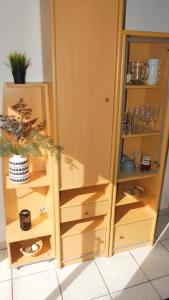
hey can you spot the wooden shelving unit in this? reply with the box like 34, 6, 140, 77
3, 83, 55, 267
109, 30, 169, 255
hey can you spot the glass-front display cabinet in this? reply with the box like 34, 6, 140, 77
111, 31, 169, 254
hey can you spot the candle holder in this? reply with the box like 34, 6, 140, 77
19, 209, 31, 231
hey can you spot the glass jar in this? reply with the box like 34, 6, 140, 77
141, 155, 151, 171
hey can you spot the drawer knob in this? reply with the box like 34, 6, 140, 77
85, 211, 89, 216
119, 235, 124, 239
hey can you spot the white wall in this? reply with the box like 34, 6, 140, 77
0, 0, 43, 243
126, 0, 169, 210
126, 0, 169, 32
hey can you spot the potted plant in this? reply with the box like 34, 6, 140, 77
0, 98, 62, 184
7, 51, 31, 84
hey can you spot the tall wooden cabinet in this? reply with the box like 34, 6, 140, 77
40, 0, 124, 267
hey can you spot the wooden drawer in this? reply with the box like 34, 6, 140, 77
60, 185, 109, 222
114, 219, 153, 249
62, 228, 106, 261
61, 200, 108, 222
61, 217, 107, 261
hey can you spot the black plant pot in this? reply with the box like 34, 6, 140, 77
12, 70, 26, 84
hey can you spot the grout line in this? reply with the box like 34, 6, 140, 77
129, 250, 162, 300
53, 264, 63, 300
94, 259, 113, 299
11, 265, 55, 281
11, 269, 14, 300
89, 294, 112, 300
155, 237, 169, 243
159, 240, 169, 253
110, 280, 149, 295
0, 247, 7, 251
0, 278, 13, 284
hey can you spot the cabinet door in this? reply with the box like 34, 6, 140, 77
55, 0, 119, 189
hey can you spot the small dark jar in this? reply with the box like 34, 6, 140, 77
141, 155, 151, 172
19, 209, 31, 231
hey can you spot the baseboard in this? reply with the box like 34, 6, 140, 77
0, 241, 7, 250
158, 208, 169, 216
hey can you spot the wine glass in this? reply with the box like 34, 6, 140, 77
152, 107, 160, 131
143, 106, 152, 132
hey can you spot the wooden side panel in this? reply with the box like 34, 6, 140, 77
54, 0, 119, 189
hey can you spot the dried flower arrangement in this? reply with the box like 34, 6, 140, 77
0, 98, 62, 159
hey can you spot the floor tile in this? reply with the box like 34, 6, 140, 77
160, 239, 169, 251
93, 296, 111, 300
155, 215, 169, 241
111, 282, 160, 300
56, 260, 108, 300
13, 269, 62, 300
0, 249, 11, 282
0, 280, 12, 300
95, 251, 147, 294
152, 275, 169, 300
130, 243, 169, 280
12, 259, 54, 279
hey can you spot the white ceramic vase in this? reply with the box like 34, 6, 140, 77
9, 155, 29, 184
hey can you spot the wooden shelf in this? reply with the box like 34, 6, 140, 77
7, 214, 52, 243
116, 187, 156, 206
10, 236, 54, 267
5, 82, 47, 88
60, 185, 108, 208
115, 203, 155, 226
122, 131, 161, 139
118, 169, 159, 183
61, 217, 107, 238
125, 84, 165, 89
6, 171, 50, 189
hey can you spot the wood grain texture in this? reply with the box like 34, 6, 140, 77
54, 0, 119, 189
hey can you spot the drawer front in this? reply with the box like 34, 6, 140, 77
61, 200, 108, 222
61, 228, 106, 261
114, 219, 153, 249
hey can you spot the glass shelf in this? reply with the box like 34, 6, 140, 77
118, 169, 159, 183
125, 84, 165, 89
122, 131, 161, 139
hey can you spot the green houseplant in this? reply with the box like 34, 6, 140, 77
7, 51, 31, 84
0, 98, 62, 183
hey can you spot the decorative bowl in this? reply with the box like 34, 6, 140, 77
20, 239, 43, 257
124, 185, 144, 198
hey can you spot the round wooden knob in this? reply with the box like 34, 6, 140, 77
105, 98, 110, 102
85, 211, 89, 216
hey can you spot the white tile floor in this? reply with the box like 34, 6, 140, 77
1, 215, 169, 300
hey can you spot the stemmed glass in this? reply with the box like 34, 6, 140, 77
143, 106, 152, 132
